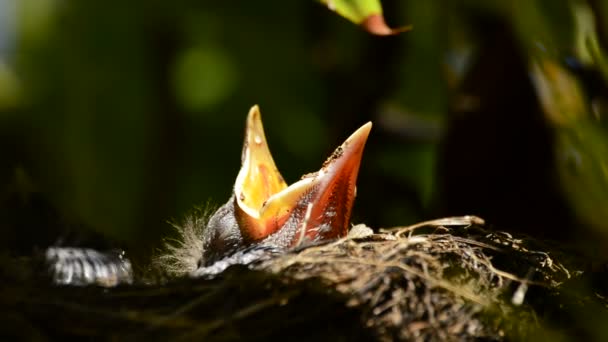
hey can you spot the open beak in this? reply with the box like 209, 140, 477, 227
234, 105, 372, 246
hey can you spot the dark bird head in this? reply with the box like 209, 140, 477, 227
199, 105, 372, 266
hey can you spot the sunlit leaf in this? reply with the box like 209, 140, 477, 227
317, 0, 411, 35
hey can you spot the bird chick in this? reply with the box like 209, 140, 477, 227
161, 105, 372, 276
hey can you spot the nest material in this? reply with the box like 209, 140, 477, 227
258, 218, 570, 341
1, 216, 578, 341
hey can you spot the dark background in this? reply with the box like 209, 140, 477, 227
1, 0, 607, 261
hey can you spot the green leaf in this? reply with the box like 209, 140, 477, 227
317, 0, 411, 35
318, 0, 381, 24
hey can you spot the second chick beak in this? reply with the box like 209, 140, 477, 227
234, 105, 371, 247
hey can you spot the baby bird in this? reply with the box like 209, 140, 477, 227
190, 105, 371, 273
45, 105, 372, 283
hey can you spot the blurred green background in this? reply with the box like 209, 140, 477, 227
1, 0, 607, 261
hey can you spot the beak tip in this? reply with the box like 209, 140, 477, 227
248, 105, 261, 122
359, 121, 373, 138
343, 121, 373, 152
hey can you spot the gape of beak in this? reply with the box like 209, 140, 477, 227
233, 105, 371, 248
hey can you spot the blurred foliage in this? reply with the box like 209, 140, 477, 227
1, 0, 608, 269
524, 0, 608, 240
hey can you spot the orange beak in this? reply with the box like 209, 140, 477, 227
233, 105, 371, 246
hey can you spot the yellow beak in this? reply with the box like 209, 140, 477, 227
233, 105, 371, 246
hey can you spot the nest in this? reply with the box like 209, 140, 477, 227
1, 216, 580, 341
257, 217, 570, 340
